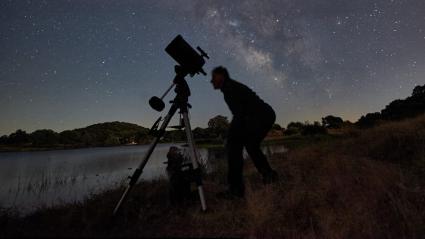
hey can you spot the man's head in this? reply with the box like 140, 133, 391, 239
211, 66, 229, 90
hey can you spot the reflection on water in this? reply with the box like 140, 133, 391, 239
0, 143, 286, 214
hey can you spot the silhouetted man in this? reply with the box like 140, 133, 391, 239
211, 66, 278, 198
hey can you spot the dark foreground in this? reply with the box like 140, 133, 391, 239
1, 116, 425, 238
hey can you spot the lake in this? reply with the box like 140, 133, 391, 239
0, 143, 286, 214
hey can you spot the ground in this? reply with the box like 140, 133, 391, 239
1, 115, 425, 238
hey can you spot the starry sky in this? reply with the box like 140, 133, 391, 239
1, 0, 425, 135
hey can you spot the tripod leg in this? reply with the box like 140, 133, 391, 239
113, 104, 179, 215
181, 111, 207, 211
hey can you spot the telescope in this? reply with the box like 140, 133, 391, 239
149, 35, 209, 112
113, 35, 209, 215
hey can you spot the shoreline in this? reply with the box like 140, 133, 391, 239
0, 140, 191, 153
0, 137, 292, 153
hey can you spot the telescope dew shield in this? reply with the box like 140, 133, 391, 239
165, 35, 206, 76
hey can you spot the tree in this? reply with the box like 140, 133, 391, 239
322, 115, 344, 128
412, 85, 425, 97
104, 135, 120, 146
284, 122, 304, 135
272, 123, 283, 130
301, 121, 327, 135
193, 127, 214, 140
135, 130, 150, 144
356, 84, 425, 126
287, 122, 304, 129
81, 131, 95, 147
0, 135, 8, 145
207, 115, 229, 139
8, 129, 30, 145
30, 129, 59, 146
163, 130, 186, 142
357, 112, 382, 127
59, 130, 81, 145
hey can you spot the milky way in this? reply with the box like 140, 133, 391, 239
1, 0, 424, 135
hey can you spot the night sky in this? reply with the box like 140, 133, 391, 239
1, 0, 425, 135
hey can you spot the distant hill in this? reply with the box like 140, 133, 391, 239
59, 121, 151, 147
357, 84, 425, 127
0, 121, 151, 150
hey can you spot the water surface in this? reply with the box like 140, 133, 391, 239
0, 143, 286, 214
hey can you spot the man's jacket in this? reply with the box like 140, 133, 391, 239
221, 78, 275, 121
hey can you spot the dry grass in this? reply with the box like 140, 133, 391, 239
1, 115, 425, 238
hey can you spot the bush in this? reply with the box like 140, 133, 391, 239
301, 123, 327, 135
283, 127, 299, 136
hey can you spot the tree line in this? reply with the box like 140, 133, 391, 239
356, 84, 425, 127
0, 116, 245, 149
1, 84, 423, 149
0, 122, 151, 149
285, 84, 425, 134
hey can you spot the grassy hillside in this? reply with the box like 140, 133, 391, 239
1, 115, 424, 238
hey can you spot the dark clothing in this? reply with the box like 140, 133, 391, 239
221, 78, 276, 196
221, 78, 275, 120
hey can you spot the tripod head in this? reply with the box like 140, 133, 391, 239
149, 65, 191, 111
149, 35, 209, 112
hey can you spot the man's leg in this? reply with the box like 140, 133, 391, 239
244, 112, 278, 184
226, 120, 245, 197
244, 138, 274, 178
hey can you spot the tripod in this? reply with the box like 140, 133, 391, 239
113, 66, 207, 215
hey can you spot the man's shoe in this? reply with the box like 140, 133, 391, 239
263, 170, 279, 185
